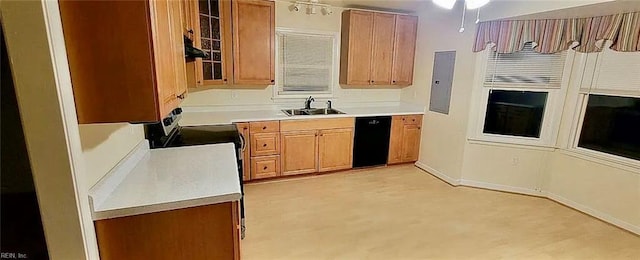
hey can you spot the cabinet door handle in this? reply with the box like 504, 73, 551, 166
392, 80, 396, 84
187, 29, 194, 34
270, 80, 275, 83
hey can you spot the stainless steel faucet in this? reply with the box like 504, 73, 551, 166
304, 96, 315, 109
327, 100, 332, 109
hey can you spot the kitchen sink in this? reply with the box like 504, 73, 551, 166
282, 108, 346, 116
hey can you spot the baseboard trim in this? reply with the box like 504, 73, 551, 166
458, 179, 545, 197
413, 163, 640, 236
414, 162, 460, 186
547, 192, 640, 235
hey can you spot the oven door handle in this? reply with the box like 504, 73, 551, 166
239, 133, 246, 153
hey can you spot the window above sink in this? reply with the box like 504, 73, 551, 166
272, 28, 339, 100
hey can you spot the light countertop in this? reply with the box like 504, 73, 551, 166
180, 103, 425, 126
89, 142, 241, 220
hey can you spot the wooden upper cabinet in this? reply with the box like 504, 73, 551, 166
280, 131, 318, 176
232, 0, 275, 85
59, 0, 187, 123
340, 10, 418, 88
340, 10, 374, 85
192, 0, 234, 86
392, 15, 418, 86
371, 13, 396, 85
318, 128, 354, 172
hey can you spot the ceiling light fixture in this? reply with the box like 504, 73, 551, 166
289, 3, 301, 12
465, 0, 490, 9
290, 0, 333, 15
432, 0, 456, 10
322, 6, 333, 15
431, 0, 490, 10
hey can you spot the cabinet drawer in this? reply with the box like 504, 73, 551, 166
249, 121, 280, 133
251, 156, 280, 179
401, 115, 422, 125
250, 132, 280, 156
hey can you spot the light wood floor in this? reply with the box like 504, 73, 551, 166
242, 165, 640, 259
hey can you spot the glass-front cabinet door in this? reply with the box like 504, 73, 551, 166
185, 0, 232, 86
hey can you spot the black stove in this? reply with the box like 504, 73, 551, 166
144, 108, 246, 238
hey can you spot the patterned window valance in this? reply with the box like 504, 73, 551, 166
473, 11, 640, 54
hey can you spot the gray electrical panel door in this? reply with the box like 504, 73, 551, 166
429, 51, 456, 115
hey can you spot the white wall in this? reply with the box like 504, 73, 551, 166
402, 3, 477, 181
408, 1, 640, 234
182, 1, 403, 108
78, 124, 145, 189
1, 1, 89, 258
546, 153, 640, 232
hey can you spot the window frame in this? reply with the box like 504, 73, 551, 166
468, 45, 574, 147
272, 27, 339, 100
568, 93, 640, 170
563, 46, 640, 171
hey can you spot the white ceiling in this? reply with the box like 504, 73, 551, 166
513, 1, 640, 20
313, 0, 620, 15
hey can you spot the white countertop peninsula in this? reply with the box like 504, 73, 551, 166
89, 142, 241, 220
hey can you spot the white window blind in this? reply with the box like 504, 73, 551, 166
485, 43, 567, 89
277, 31, 334, 94
592, 50, 640, 94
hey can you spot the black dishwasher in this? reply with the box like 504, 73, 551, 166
353, 116, 392, 168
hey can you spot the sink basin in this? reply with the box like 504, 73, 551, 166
282, 108, 346, 116
281, 109, 309, 116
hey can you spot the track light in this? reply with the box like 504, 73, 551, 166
289, 3, 300, 12
289, 1, 333, 16
322, 6, 333, 15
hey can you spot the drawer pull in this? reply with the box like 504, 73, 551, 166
262, 143, 267, 147
263, 166, 268, 170
262, 126, 267, 130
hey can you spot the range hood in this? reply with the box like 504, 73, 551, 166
184, 36, 208, 59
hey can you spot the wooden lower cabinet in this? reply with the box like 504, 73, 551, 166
388, 116, 405, 164
401, 124, 421, 162
250, 132, 280, 157
388, 115, 423, 164
251, 155, 280, 179
94, 202, 240, 260
318, 128, 354, 172
280, 131, 318, 176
